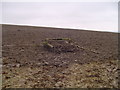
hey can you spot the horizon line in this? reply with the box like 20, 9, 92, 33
1, 23, 119, 33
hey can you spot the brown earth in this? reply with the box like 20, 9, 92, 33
2, 24, 119, 88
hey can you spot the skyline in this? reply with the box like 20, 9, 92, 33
2, 2, 118, 32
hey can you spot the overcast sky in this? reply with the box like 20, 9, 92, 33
2, 2, 118, 32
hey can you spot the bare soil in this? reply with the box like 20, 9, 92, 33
2, 24, 119, 88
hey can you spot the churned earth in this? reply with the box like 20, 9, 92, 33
2, 24, 119, 88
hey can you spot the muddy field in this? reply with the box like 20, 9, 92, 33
2, 24, 119, 88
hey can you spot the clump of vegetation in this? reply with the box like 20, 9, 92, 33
42, 38, 79, 53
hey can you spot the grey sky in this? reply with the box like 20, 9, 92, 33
2, 2, 118, 32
